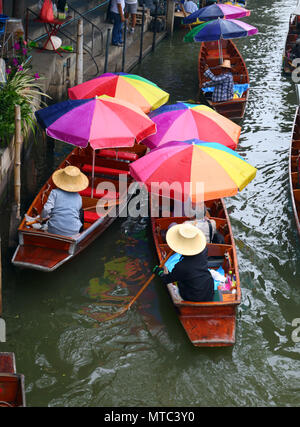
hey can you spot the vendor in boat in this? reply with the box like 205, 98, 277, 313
290, 39, 300, 60
166, 202, 225, 244
153, 223, 214, 302
202, 60, 234, 103
41, 165, 89, 236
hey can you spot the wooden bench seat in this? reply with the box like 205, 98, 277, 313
82, 164, 130, 176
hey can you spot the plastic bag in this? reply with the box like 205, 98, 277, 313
39, 0, 54, 22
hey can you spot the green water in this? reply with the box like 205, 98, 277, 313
0, 0, 300, 407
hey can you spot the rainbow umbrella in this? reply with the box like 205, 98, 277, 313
143, 103, 241, 150
183, 3, 250, 24
35, 95, 156, 149
129, 139, 257, 202
68, 73, 169, 114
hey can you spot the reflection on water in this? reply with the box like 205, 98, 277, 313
1, 0, 300, 407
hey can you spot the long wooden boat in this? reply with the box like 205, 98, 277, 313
0, 353, 26, 407
151, 198, 241, 347
198, 39, 249, 120
282, 7, 300, 75
12, 144, 147, 272
289, 106, 300, 237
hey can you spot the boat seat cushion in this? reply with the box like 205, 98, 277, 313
79, 187, 119, 199
82, 164, 130, 176
96, 150, 138, 161
84, 211, 103, 223
202, 83, 249, 98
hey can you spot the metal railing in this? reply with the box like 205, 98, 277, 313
25, 1, 110, 75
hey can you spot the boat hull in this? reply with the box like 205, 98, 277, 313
282, 13, 300, 76
198, 39, 249, 120
151, 198, 241, 347
289, 106, 300, 238
0, 353, 26, 407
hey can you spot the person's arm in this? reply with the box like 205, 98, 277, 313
153, 263, 181, 285
117, 1, 125, 22
204, 68, 229, 83
41, 190, 56, 220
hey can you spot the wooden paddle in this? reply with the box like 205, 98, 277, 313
101, 250, 174, 322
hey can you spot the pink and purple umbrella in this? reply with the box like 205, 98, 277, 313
35, 95, 156, 149
183, 3, 250, 24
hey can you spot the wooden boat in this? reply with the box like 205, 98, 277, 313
198, 39, 249, 120
151, 198, 241, 347
289, 106, 300, 237
282, 7, 300, 75
0, 353, 26, 407
12, 144, 147, 272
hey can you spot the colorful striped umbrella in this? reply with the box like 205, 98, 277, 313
129, 139, 257, 202
68, 73, 169, 114
183, 3, 250, 24
35, 95, 156, 149
184, 18, 258, 43
143, 103, 241, 150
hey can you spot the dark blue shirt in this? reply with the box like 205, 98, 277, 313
160, 248, 214, 302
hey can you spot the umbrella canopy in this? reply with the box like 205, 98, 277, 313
143, 103, 241, 150
184, 18, 258, 43
35, 95, 156, 149
129, 139, 257, 202
183, 3, 250, 24
68, 73, 169, 114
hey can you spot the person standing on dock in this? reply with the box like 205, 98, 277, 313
110, 0, 126, 46
125, 0, 138, 34
202, 60, 234, 103
183, 0, 198, 14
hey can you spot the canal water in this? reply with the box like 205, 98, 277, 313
1, 0, 300, 407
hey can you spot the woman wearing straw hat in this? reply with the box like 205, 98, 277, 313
153, 223, 214, 302
41, 166, 89, 236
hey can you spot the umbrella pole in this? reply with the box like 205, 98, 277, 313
91, 150, 96, 198
218, 39, 223, 64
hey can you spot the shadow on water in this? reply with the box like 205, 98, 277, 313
0, 0, 300, 407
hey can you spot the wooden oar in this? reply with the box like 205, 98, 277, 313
101, 250, 174, 322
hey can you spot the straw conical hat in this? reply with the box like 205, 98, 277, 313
221, 59, 231, 69
52, 166, 89, 192
166, 223, 206, 256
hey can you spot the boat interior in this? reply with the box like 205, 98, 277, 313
152, 199, 238, 304
19, 144, 147, 236
199, 40, 248, 87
